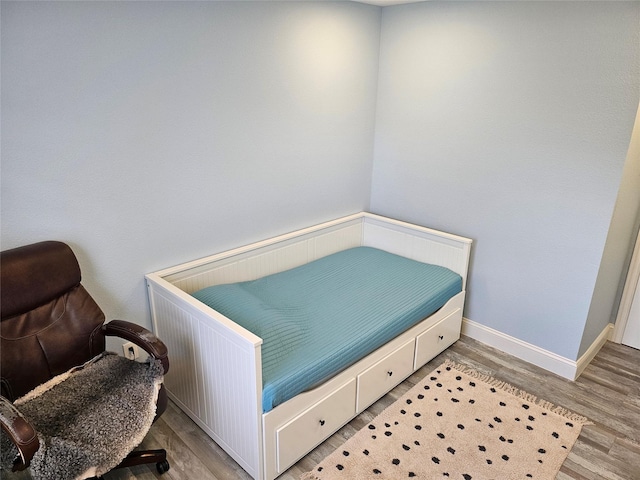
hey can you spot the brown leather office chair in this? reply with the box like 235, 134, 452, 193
0, 241, 170, 479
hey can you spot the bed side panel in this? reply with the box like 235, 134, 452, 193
362, 215, 472, 288
149, 291, 202, 414
147, 282, 263, 479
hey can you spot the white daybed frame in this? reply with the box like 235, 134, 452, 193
145, 212, 472, 480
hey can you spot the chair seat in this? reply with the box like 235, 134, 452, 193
0, 352, 164, 480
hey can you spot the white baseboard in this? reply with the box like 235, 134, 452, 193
575, 322, 614, 379
461, 318, 613, 381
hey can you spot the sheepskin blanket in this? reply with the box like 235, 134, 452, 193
0, 352, 164, 480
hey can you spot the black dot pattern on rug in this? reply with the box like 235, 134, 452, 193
307, 363, 586, 480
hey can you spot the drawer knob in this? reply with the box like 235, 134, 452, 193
319, 420, 325, 426
387, 371, 393, 376
438, 335, 444, 341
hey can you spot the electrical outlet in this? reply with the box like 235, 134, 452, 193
122, 342, 141, 361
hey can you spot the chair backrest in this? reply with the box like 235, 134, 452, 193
1, 241, 106, 401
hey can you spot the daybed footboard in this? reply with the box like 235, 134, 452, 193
145, 213, 472, 480
146, 283, 264, 478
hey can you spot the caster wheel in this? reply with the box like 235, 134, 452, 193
157, 459, 170, 474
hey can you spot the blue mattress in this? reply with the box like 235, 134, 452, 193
192, 247, 462, 412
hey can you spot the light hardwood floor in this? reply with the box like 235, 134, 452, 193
7, 336, 640, 479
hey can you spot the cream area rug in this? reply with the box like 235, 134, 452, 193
302, 361, 590, 480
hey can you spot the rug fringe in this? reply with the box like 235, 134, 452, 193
441, 359, 593, 426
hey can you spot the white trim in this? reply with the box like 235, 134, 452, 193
613, 229, 640, 343
575, 323, 614, 379
461, 318, 613, 381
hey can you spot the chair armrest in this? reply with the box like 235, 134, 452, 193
0, 396, 39, 471
102, 320, 169, 374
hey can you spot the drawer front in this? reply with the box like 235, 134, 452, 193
414, 310, 462, 369
356, 340, 415, 413
276, 379, 356, 473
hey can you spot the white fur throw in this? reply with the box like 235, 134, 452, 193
0, 352, 164, 480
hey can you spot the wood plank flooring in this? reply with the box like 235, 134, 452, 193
6, 336, 639, 479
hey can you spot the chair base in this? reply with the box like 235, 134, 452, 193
90, 449, 169, 479
118, 448, 168, 470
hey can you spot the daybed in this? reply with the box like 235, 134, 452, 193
145, 212, 472, 480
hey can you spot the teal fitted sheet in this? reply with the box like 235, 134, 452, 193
192, 247, 462, 412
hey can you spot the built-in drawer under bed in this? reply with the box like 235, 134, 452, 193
192, 246, 462, 412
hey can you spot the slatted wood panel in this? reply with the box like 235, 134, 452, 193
363, 220, 471, 280
5, 336, 639, 480
165, 222, 363, 295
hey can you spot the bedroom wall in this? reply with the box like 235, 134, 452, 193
371, 1, 640, 361
0, 1, 381, 330
3, 0, 639, 367
583, 103, 640, 355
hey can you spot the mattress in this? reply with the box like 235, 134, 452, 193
192, 246, 462, 412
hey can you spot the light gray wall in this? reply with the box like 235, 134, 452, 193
1, 1, 381, 329
3, 0, 639, 363
371, 1, 640, 360
583, 103, 640, 356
